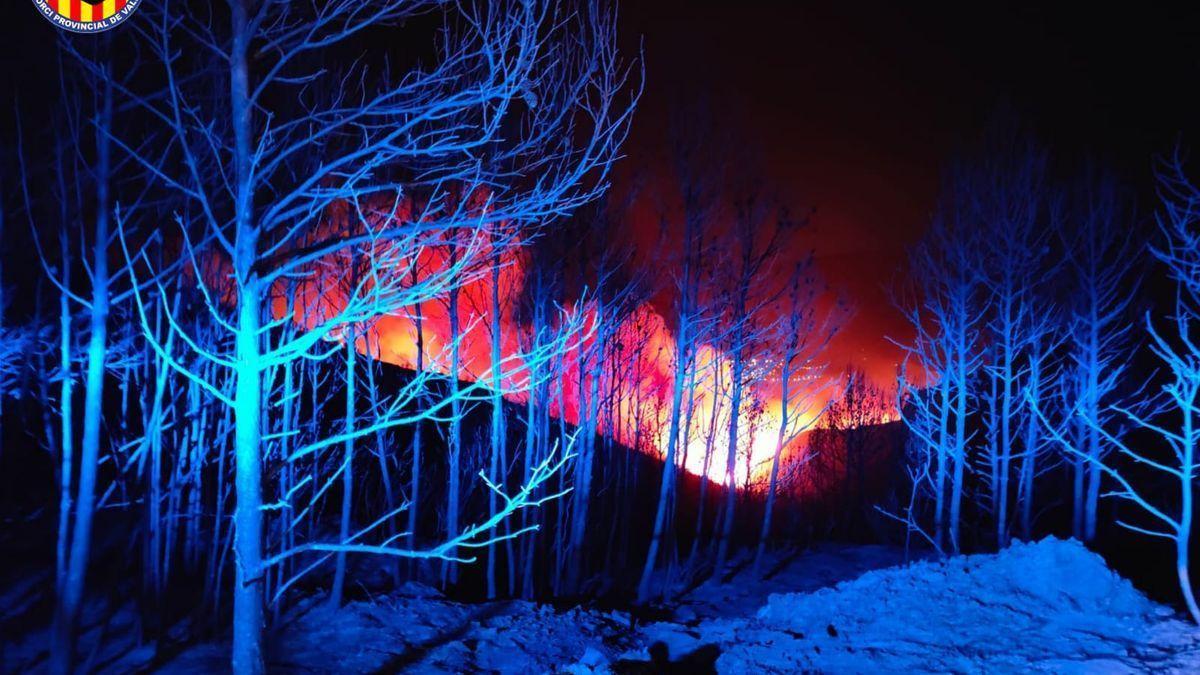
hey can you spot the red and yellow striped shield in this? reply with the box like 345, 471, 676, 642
33, 0, 140, 33
48, 0, 128, 24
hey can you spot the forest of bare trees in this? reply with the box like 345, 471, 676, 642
0, 3, 857, 672
3, 2, 1200, 672
890, 121, 1200, 624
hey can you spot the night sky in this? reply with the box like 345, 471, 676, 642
617, 1, 1200, 383
4, 2, 1200, 383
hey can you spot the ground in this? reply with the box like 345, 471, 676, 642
4, 538, 1199, 673
640, 539, 1200, 673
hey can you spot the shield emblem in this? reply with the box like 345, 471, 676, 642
33, 0, 138, 32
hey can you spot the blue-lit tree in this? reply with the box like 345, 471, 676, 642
1060, 168, 1142, 542
973, 134, 1053, 547
636, 101, 723, 604
1013, 303, 1064, 540
753, 261, 838, 574
48, 74, 116, 675
107, 2, 638, 672
18, 51, 140, 674
894, 128, 1086, 553
1035, 155, 1199, 623
895, 203, 985, 554
891, 308, 951, 555
559, 199, 644, 597
712, 188, 790, 575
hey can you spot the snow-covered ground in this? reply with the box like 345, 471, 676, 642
5, 538, 1199, 673
638, 538, 1200, 673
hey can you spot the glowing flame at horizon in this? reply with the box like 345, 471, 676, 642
341, 251, 822, 487
275, 197, 847, 487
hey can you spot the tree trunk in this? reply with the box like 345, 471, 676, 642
637, 316, 689, 603
229, 3, 266, 669
443, 231, 462, 586
330, 334, 357, 607
49, 73, 112, 675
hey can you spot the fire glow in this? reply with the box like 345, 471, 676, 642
293, 228, 822, 487
258, 187, 854, 488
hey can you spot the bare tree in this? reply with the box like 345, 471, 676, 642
1061, 168, 1142, 542
974, 134, 1051, 546
894, 205, 985, 553
1034, 155, 1198, 622
636, 100, 722, 604
112, 2, 638, 671
753, 262, 838, 573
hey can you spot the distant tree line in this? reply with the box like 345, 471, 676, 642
891, 118, 1200, 623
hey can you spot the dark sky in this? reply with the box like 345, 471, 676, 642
4, 2, 1200, 383
618, 1, 1200, 383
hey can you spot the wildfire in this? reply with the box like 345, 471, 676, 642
361, 270, 816, 486
274, 198, 835, 487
